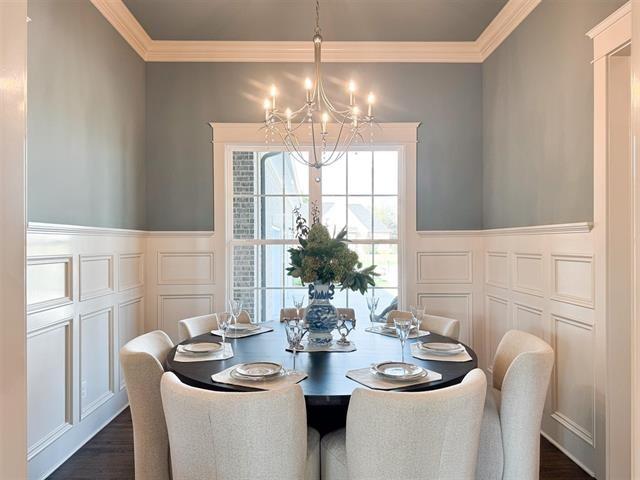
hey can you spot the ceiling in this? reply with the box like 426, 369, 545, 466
122, 0, 508, 42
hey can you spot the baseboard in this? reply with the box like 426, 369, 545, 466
541, 431, 595, 478
36, 404, 129, 480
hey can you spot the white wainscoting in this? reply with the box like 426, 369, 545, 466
482, 225, 599, 475
26, 225, 146, 480
26, 221, 600, 478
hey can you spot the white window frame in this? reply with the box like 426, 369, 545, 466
209, 122, 419, 315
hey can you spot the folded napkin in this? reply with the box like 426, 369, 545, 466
365, 325, 430, 339
410, 343, 472, 362
211, 325, 273, 339
211, 365, 307, 391
286, 341, 356, 353
173, 343, 234, 363
346, 366, 442, 391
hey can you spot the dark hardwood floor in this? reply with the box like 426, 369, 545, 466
48, 408, 592, 479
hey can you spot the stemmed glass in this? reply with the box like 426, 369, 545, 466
291, 294, 305, 320
394, 318, 413, 363
366, 294, 379, 329
217, 312, 233, 346
409, 305, 425, 336
284, 319, 306, 374
228, 299, 243, 323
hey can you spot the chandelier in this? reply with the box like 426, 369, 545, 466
262, 0, 378, 173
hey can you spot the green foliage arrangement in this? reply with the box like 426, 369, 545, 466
286, 207, 379, 294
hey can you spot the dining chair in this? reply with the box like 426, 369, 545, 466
178, 313, 219, 342
161, 372, 320, 480
385, 309, 412, 324
120, 330, 174, 480
280, 307, 306, 321
475, 330, 554, 480
337, 307, 356, 324
321, 368, 487, 480
420, 313, 460, 340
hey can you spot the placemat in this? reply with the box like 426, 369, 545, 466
211, 325, 273, 339
365, 325, 430, 339
346, 366, 442, 391
173, 343, 234, 363
285, 341, 357, 353
410, 343, 472, 362
211, 365, 307, 391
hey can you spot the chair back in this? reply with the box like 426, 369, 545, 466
236, 310, 252, 323
280, 307, 306, 322
385, 309, 413, 324
120, 330, 174, 480
178, 313, 219, 342
492, 330, 554, 480
346, 369, 486, 479
337, 307, 356, 322
161, 372, 308, 480
422, 314, 460, 340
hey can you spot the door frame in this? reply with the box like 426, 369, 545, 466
0, 0, 28, 478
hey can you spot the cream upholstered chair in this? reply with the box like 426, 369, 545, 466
476, 330, 554, 480
178, 313, 219, 342
161, 372, 320, 480
385, 309, 412, 324
321, 369, 487, 480
420, 313, 460, 340
120, 330, 174, 480
337, 307, 356, 321
280, 307, 306, 321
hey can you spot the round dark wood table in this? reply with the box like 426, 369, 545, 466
167, 322, 477, 433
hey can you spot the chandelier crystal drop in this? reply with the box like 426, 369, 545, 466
262, 0, 379, 173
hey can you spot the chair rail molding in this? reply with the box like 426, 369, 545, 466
91, 0, 540, 63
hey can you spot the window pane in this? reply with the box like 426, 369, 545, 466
284, 289, 308, 309
374, 244, 398, 287
347, 197, 372, 239
262, 245, 285, 287
374, 288, 398, 320
261, 196, 284, 239
284, 153, 309, 195
322, 153, 346, 194
374, 151, 398, 194
373, 196, 398, 239
264, 289, 284, 323
332, 288, 348, 308
350, 244, 373, 269
233, 196, 257, 239
284, 196, 309, 240
323, 196, 347, 235
262, 152, 283, 195
348, 151, 372, 195
347, 291, 368, 321
233, 151, 257, 195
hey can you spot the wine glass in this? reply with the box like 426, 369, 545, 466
366, 294, 379, 328
409, 305, 425, 336
284, 319, 306, 373
394, 318, 412, 363
217, 312, 233, 346
291, 294, 305, 320
228, 299, 243, 323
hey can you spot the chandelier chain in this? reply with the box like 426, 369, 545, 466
315, 0, 321, 34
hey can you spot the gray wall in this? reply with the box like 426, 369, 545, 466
145, 63, 483, 230
28, 0, 146, 229
482, 0, 626, 229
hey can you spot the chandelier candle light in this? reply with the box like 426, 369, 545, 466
262, 0, 379, 174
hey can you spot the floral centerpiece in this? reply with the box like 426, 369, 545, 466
286, 207, 378, 344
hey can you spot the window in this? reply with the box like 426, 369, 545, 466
229, 148, 401, 322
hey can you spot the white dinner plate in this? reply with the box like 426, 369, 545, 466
228, 323, 260, 332
371, 361, 426, 381
182, 342, 223, 354
418, 342, 465, 355
234, 362, 283, 378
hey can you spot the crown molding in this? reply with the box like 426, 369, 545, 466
586, 1, 630, 39
146, 40, 482, 63
89, 0, 151, 58
92, 0, 540, 63
476, 0, 541, 60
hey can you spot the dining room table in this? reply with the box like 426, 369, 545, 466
166, 320, 478, 433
